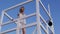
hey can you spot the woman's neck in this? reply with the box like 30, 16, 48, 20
20, 12, 24, 15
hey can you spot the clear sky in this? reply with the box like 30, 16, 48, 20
0, 0, 60, 34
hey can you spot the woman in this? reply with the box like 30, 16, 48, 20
17, 6, 26, 34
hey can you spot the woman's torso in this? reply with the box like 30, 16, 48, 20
18, 13, 26, 24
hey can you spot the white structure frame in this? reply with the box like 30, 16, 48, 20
0, 0, 55, 34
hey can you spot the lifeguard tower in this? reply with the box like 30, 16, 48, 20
0, 0, 55, 34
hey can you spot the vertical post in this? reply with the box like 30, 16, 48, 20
36, 0, 41, 34
48, 4, 51, 19
48, 4, 50, 15
0, 18, 1, 34
0, 11, 5, 34
46, 23, 49, 34
48, 4, 55, 34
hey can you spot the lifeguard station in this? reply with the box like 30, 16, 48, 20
0, 0, 55, 34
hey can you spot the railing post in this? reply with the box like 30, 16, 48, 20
36, 0, 41, 34
48, 4, 55, 34
0, 11, 5, 34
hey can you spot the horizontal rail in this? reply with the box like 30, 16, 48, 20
39, 1, 54, 33
3, 0, 33, 12
32, 22, 48, 34
39, 14, 54, 33
1, 22, 37, 34
2, 13, 36, 26
4, 12, 13, 20
39, 0, 51, 19
1, 12, 54, 33
39, 14, 47, 25
40, 23, 48, 34
1, 22, 48, 34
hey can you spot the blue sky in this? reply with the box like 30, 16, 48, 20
0, 0, 60, 34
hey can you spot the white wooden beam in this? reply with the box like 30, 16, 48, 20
1, 22, 49, 34
3, 0, 33, 12
0, 11, 5, 34
4, 12, 13, 20
1, 22, 37, 34
32, 22, 48, 34
48, 4, 55, 34
39, 14, 54, 33
2, 13, 36, 26
39, 0, 51, 20
36, 0, 41, 34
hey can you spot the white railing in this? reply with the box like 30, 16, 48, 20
0, 0, 55, 34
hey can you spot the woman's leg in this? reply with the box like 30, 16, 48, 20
22, 24, 26, 34
22, 28, 26, 34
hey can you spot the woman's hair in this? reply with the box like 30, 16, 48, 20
19, 6, 24, 13
18, 6, 24, 16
